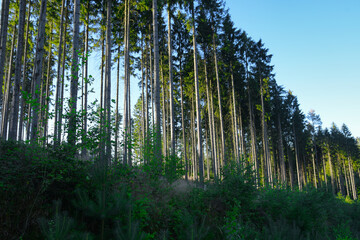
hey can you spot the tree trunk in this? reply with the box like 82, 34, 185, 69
246, 61, 258, 185
230, 63, 239, 163
343, 157, 350, 197
191, 2, 203, 184
68, 0, 80, 147
115, 49, 120, 162
1, 24, 16, 139
105, 0, 112, 164
210, 83, 219, 178
140, 39, 145, 162
0, 0, 10, 121
293, 124, 301, 189
287, 146, 294, 190
57, 11, 68, 144
348, 158, 357, 200
153, 0, 162, 167
53, 0, 65, 146
123, 0, 130, 164
322, 153, 328, 190
260, 78, 271, 186
144, 37, 150, 164
238, 105, 245, 157
8, 0, 26, 140
81, 3, 89, 158
18, 0, 32, 141
212, 31, 226, 167
278, 115, 286, 185
204, 59, 217, 179
167, 3, 175, 156
328, 148, 335, 195
180, 61, 188, 181
311, 145, 318, 189
43, 29, 53, 145
161, 61, 167, 157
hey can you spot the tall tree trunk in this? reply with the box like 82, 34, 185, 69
322, 153, 328, 190
337, 154, 345, 195
238, 104, 245, 157
246, 61, 258, 185
68, 0, 80, 147
190, 2, 203, 184
278, 115, 286, 185
348, 158, 357, 200
212, 31, 226, 167
293, 124, 301, 189
210, 82, 219, 178
145, 37, 150, 164
260, 78, 271, 186
153, 0, 162, 167
161, 61, 167, 157
123, 0, 131, 165
57, 11, 68, 144
115, 50, 120, 162
180, 62, 188, 181
287, 146, 294, 190
343, 157, 350, 197
8, 0, 27, 140
104, 0, 112, 164
81, 3, 89, 157
53, 0, 66, 146
0, 0, 10, 122
204, 58, 217, 179
18, 0, 32, 141
43, 30, 53, 145
328, 148, 335, 195
191, 96, 197, 180
230, 64, 239, 163
1, 24, 16, 139
30, 0, 47, 141
140, 39, 145, 162
167, 2, 175, 156
311, 146, 318, 189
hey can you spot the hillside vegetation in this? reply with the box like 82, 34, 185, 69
1, 141, 360, 240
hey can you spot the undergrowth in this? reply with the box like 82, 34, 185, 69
1, 140, 360, 239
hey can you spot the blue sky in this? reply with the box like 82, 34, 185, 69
226, 0, 360, 137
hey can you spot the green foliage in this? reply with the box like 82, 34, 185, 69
3, 140, 360, 239
334, 222, 357, 240
164, 154, 185, 183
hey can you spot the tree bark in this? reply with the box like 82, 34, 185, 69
0, 0, 10, 122
105, 0, 112, 164
68, 0, 80, 147
191, 1, 204, 185
53, 0, 66, 146
278, 115, 286, 185
8, 0, 27, 140
115, 49, 120, 162
328, 148, 335, 195
81, 2, 89, 158
1, 24, 16, 139
153, 0, 162, 167
230, 63, 239, 163
167, 2, 175, 156
180, 60, 188, 181
18, 0, 32, 141
212, 31, 226, 167
204, 59, 217, 179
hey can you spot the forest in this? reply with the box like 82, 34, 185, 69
1, 0, 360, 239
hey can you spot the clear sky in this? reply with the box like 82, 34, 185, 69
226, 0, 360, 137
